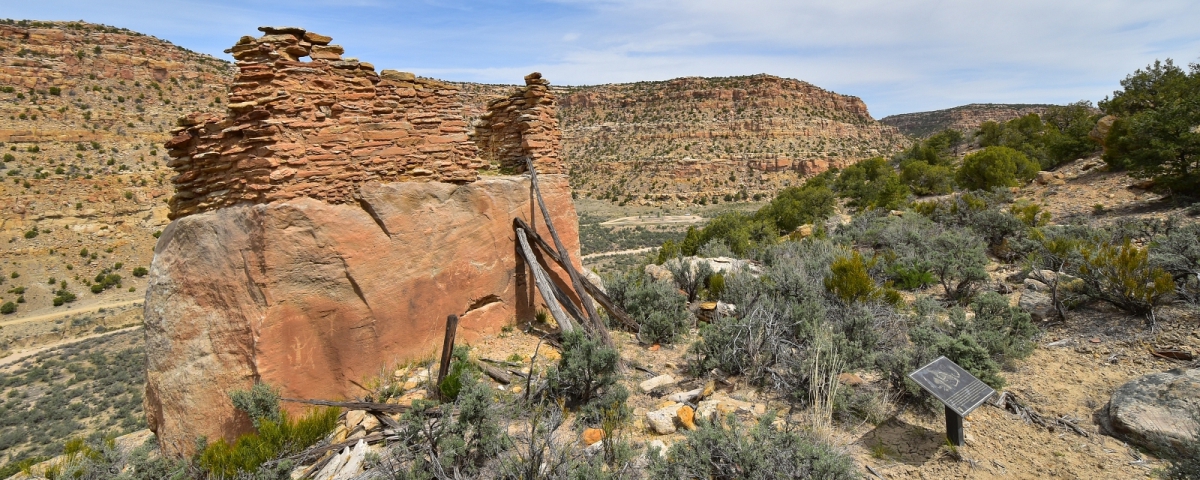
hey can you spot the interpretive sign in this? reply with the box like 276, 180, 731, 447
909, 356, 996, 446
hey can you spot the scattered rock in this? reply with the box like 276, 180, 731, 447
677, 405, 696, 430
640, 374, 677, 393
1019, 290, 1055, 321
837, 372, 865, 387
345, 410, 366, 430
646, 405, 680, 435
697, 400, 719, 422
647, 439, 669, 457
582, 428, 605, 446
644, 264, 674, 283
667, 387, 704, 403
1036, 171, 1056, 185
359, 414, 380, 433
1107, 368, 1200, 455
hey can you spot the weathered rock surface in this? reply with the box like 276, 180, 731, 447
557, 74, 907, 205
1107, 368, 1200, 454
144, 175, 581, 456
639, 374, 677, 393
880, 103, 1056, 138
1019, 290, 1055, 321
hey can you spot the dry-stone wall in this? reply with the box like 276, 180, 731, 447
164, 27, 562, 219
472, 72, 564, 173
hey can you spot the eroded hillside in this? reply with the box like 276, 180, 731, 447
0, 19, 231, 350
880, 103, 1054, 138
557, 75, 908, 205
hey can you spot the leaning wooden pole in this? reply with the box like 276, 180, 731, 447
514, 217, 638, 331
516, 227, 576, 334
436, 314, 459, 389
525, 158, 614, 348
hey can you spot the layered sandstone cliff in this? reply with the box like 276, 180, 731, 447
879, 103, 1055, 138
556, 74, 907, 204
146, 27, 578, 456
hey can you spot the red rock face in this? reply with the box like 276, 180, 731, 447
145, 175, 580, 456
147, 27, 578, 457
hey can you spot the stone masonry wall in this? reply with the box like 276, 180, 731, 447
472, 72, 564, 173
164, 27, 564, 220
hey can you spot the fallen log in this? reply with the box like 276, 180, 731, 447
474, 360, 513, 385
281, 398, 410, 414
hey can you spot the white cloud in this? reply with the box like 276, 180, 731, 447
6, 0, 1199, 116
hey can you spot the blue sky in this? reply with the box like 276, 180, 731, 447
7, 0, 1199, 117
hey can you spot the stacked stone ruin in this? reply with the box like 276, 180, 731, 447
472, 72, 564, 174
163, 27, 560, 219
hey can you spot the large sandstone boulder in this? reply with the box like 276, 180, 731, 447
1107, 368, 1200, 455
144, 175, 580, 456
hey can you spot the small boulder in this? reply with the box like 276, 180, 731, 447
640, 374, 677, 393
1036, 171, 1055, 185
1019, 290, 1055, 321
644, 264, 674, 283
582, 428, 605, 446
359, 414, 380, 433
1107, 368, 1200, 455
345, 410, 367, 429
646, 405, 680, 435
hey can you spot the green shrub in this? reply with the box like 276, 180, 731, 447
1101, 59, 1200, 192
0, 301, 14, 314
439, 345, 473, 400
548, 331, 620, 407
956, 146, 1040, 191
756, 181, 836, 232
928, 229, 989, 302
1151, 223, 1200, 304
959, 292, 1038, 363
229, 383, 282, 429
391, 369, 505, 478
834, 157, 909, 211
1075, 239, 1175, 319
706, 272, 726, 299
198, 407, 338, 478
646, 413, 859, 479
825, 251, 881, 303
607, 271, 691, 344
888, 265, 936, 290
24, 229, 37, 239
900, 159, 956, 195
132, 266, 149, 277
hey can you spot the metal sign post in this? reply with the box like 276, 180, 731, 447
908, 356, 996, 446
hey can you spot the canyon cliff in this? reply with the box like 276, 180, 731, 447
555, 74, 907, 205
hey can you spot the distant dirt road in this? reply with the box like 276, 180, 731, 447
0, 298, 142, 328
0, 325, 142, 367
599, 215, 704, 226
581, 247, 656, 260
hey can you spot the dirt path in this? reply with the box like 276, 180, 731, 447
599, 214, 705, 226
0, 325, 142, 367
0, 298, 142, 328
581, 247, 656, 260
